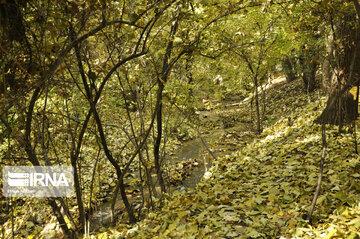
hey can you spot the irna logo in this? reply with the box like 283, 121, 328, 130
8, 172, 69, 187
3, 166, 74, 197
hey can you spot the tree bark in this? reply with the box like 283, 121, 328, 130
322, 28, 335, 91
283, 56, 297, 83
70, 154, 85, 231
299, 45, 318, 93
254, 76, 262, 134
152, 18, 180, 194
154, 83, 166, 193
91, 104, 137, 223
315, 10, 360, 126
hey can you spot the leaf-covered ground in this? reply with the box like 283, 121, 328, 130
94, 79, 360, 238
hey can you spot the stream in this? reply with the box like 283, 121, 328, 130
88, 100, 256, 232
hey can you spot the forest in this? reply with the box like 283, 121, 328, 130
1, 0, 360, 238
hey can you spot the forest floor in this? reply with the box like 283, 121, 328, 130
94, 78, 360, 238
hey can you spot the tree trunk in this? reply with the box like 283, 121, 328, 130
70, 155, 85, 231
315, 10, 360, 126
283, 56, 297, 83
254, 76, 262, 134
299, 45, 318, 93
48, 199, 76, 238
322, 28, 335, 91
303, 60, 317, 93
92, 104, 137, 223
152, 18, 179, 194
154, 82, 166, 193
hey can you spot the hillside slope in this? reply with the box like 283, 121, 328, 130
96, 79, 360, 238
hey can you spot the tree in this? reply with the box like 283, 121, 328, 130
315, 2, 360, 128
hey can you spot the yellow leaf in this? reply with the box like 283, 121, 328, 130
325, 228, 337, 239
288, 218, 297, 228
350, 87, 358, 100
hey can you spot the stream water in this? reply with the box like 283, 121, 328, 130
89, 101, 256, 232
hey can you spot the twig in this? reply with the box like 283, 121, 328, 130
307, 123, 327, 223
